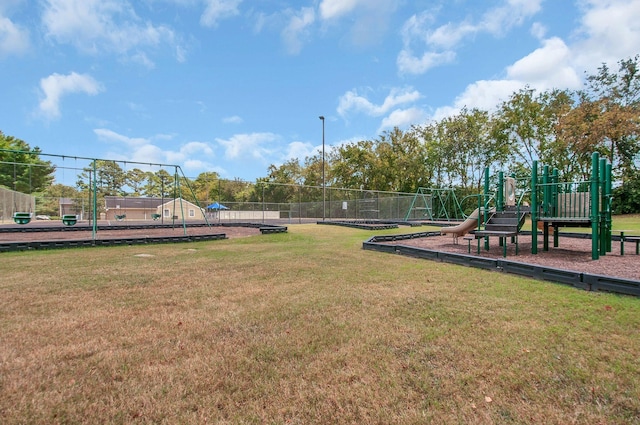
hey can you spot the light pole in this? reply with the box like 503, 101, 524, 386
319, 116, 325, 221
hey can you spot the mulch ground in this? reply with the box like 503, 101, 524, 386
381, 232, 640, 281
0, 222, 261, 243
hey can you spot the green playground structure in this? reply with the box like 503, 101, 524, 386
530, 152, 612, 260
431, 152, 613, 260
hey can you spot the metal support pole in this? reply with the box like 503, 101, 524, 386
531, 161, 538, 254
319, 116, 326, 221
591, 152, 600, 260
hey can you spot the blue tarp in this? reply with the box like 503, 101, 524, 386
206, 202, 229, 210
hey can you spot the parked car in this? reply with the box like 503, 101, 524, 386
35, 215, 51, 220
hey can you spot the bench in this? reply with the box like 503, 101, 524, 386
115, 214, 126, 221
462, 235, 476, 254
259, 226, 287, 234
151, 213, 161, 220
621, 232, 640, 255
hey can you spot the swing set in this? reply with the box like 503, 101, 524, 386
404, 187, 466, 221
0, 149, 209, 239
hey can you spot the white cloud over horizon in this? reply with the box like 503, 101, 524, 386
41, 0, 179, 63
38, 72, 103, 119
200, 0, 242, 27
397, 0, 543, 75
0, 14, 29, 57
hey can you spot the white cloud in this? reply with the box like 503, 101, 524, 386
429, 36, 580, 121
429, 0, 640, 122
38, 72, 103, 119
479, 0, 543, 36
281, 7, 315, 55
94, 128, 148, 146
378, 107, 427, 132
284, 141, 316, 162
398, 0, 543, 75
337, 87, 422, 117
215, 132, 278, 160
572, 0, 640, 73
432, 79, 523, 121
222, 115, 243, 124
180, 141, 214, 156
0, 14, 29, 56
319, 0, 360, 20
200, 0, 242, 27
396, 49, 456, 75
530, 22, 547, 40
319, 0, 398, 46
41, 0, 176, 59
130, 52, 155, 69
95, 128, 216, 172
506, 37, 581, 89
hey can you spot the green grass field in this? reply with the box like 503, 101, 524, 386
1, 222, 639, 424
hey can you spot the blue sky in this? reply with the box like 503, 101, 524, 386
1, 0, 639, 183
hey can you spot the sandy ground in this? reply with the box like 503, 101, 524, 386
0, 223, 261, 242
381, 232, 640, 281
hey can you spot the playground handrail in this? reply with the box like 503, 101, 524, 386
459, 192, 496, 220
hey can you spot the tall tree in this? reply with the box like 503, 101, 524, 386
261, 159, 303, 203
492, 87, 572, 174
76, 160, 126, 197
564, 56, 640, 180
0, 132, 55, 193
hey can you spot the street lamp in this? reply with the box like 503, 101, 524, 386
319, 116, 325, 221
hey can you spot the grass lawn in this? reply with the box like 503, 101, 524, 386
1, 223, 639, 424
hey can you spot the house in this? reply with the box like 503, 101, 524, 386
157, 198, 206, 221
104, 196, 204, 221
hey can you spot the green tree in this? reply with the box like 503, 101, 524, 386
261, 159, 304, 203
570, 56, 640, 180
76, 160, 126, 197
330, 140, 377, 190
0, 132, 55, 193
492, 87, 572, 174
190, 171, 221, 204
125, 168, 147, 196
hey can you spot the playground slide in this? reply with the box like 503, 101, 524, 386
440, 208, 489, 239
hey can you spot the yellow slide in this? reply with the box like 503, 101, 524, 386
440, 208, 492, 243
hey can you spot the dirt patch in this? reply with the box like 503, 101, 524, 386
0, 224, 260, 243
383, 233, 640, 281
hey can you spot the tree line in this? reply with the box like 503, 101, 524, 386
1, 56, 639, 214
262, 57, 640, 213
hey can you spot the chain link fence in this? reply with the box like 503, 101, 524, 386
2, 180, 432, 224
0, 186, 36, 223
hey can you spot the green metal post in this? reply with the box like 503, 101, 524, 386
605, 162, 612, 252
497, 171, 504, 212
591, 152, 599, 260
531, 161, 538, 254
599, 158, 606, 256
92, 160, 97, 241
484, 166, 490, 251
174, 168, 187, 236
553, 168, 559, 248
543, 165, 549, 252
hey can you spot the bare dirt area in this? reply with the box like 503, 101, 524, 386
384, 232, 640, 281
0, 222, 261, 243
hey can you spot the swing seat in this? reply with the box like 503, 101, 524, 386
62, 214, 77, 226
115, 214, 126, 221
13, 212, 32, 225
151, 213, 161, 220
